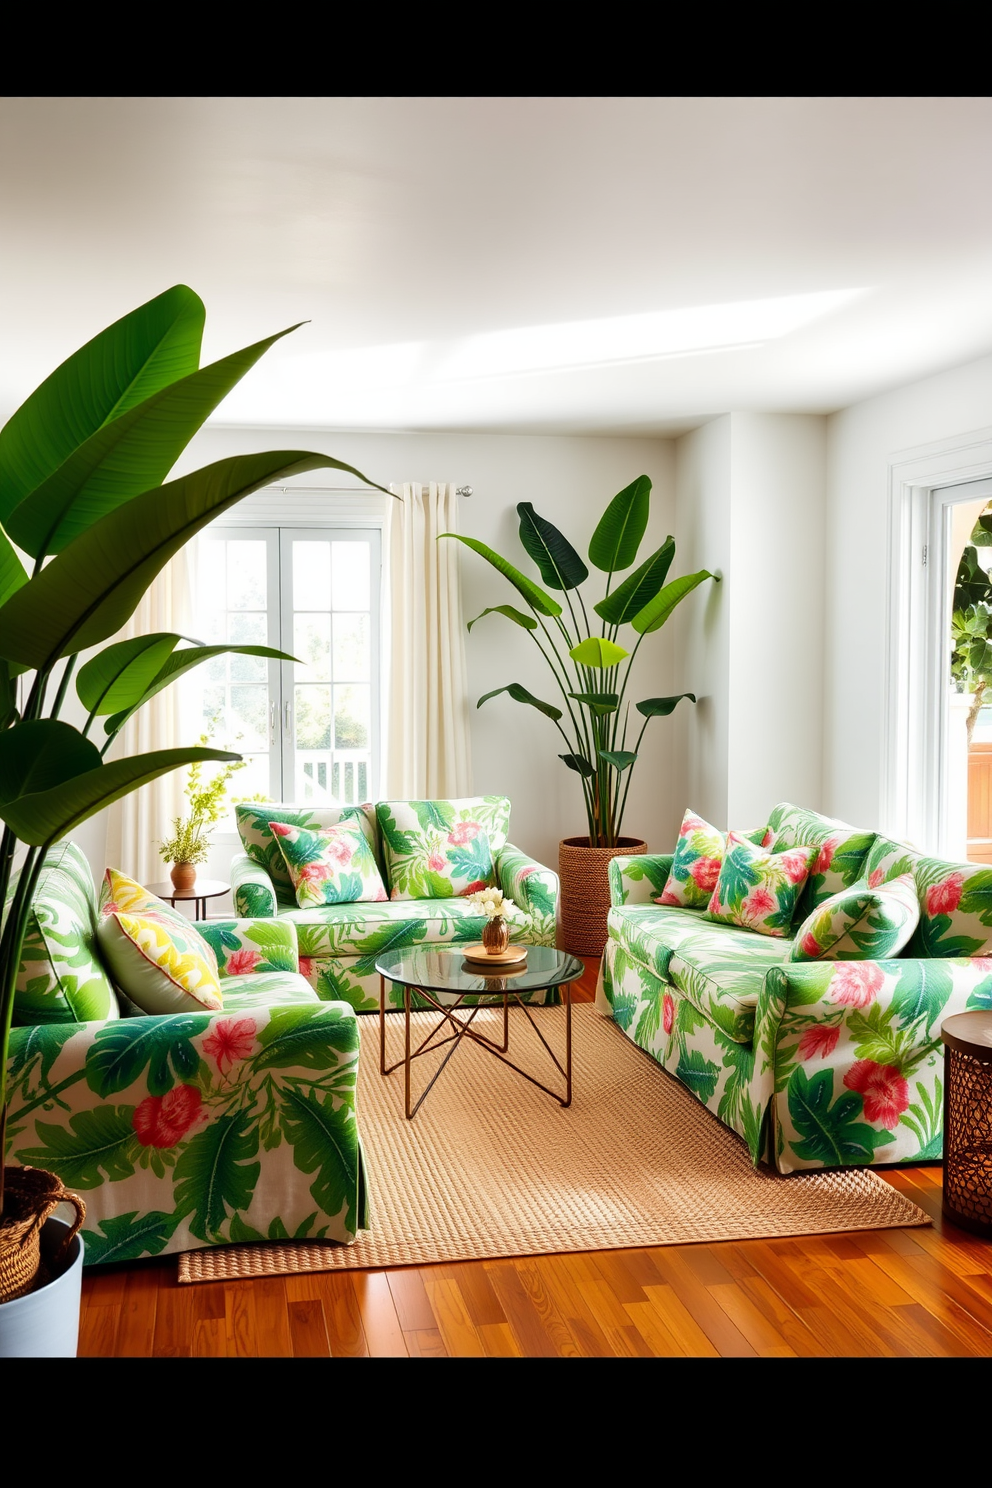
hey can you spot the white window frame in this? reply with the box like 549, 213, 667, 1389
193, 484, 391, 845
883, 429, 992, 852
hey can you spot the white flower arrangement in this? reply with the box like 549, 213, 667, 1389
468, 886, 516, 919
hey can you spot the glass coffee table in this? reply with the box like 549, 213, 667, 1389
375, 944, 584, 1119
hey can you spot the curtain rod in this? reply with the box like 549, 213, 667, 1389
262, 483, 473, 496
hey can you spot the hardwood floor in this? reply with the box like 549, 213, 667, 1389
76, 961, 992, 1358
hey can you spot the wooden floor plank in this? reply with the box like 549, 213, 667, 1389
351, 1271, 409, 1357
77, 1305, 120, 1359
485, 1259, 561, 1357
288, 1298, 331, 1357
648, 1250, 759, 1356
423, 1277, 486, 1357
479, 1321, 524, 1356
318, 1273, 369, 1357
224, 1281, 259, 1358
115, 1264, 160, 1358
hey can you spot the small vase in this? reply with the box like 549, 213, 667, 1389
170, 862, 197, 895
482, 915, 510, 955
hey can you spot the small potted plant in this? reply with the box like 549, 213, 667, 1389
158, 743, 249, 893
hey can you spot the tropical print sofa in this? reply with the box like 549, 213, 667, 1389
4, 840, 369, 1265
229, 795, 559, 1013
595, 801, 992, 1174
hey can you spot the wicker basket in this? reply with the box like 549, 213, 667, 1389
558, 836, 647, 957
0, 1167, 86, 1304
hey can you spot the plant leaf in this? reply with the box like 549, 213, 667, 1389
0, 450, 387, 671
599, 749, 637, 771
559, 753, 595, 776
6, 325, 302, 559
76, 633, 184, 714
0, 284, 204, 526
467, 605, 538, 632
635, 693, 696, 718
594, 539, 675, 625
477, 683, 562, 721
102, 643, 298, 736
568, 691, 619, 715
440, 534, 562, 618
0, 744, 241, 846
569, 637, 628, 668
0, 719, 102, 802
587, 475, 651, 574
631, 570, 719, 635
516, 503, 589, 590
0, 527, 28, 609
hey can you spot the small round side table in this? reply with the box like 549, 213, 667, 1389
940, 1010, 992, 1238
144, 880, 231, 921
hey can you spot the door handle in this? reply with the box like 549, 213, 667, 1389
284, 700, 292, 740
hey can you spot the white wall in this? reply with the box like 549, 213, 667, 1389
84, 424, 676, 883
672, 412, 827, 836
825, 350, 992, 831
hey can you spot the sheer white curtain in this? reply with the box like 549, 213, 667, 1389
382, 482, 472, 799
103, 545, 197, 884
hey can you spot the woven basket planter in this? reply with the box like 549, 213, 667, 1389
0, 1167, 85, 1305
558, 836, 647, 957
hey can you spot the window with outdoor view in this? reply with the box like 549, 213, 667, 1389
186, 525, 381, 825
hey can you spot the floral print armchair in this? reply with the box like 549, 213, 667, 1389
4, 841, 369, 1265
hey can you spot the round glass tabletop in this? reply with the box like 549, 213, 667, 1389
375, 943, 583, 995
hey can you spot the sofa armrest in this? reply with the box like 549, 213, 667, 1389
230, 851, 279, 918
608, 853, 674, 907
754, 956, 992, 1172
194, 919, 300, 978
496, 843, 558, 941
4, 1000, 368, 1262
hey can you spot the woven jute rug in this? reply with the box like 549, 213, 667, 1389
178, 1003, 928, 1283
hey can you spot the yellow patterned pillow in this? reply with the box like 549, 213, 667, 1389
97, 869, 222, 1014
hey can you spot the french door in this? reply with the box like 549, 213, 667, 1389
190, 526, 381, 813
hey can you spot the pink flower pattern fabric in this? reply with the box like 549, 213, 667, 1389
789, 873, 920, 962
269, 819, 388, 908
656, 808, 763, 910
703, 835, 815, 937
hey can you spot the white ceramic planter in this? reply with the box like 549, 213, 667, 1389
0, 1217, 84, 1357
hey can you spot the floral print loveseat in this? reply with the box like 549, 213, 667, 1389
4, 840, 369, 1265
595, 801, 992, 1174
229, 795, 560, 1013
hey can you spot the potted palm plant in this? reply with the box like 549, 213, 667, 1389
442, 477, 719, 954
0, 284, 386, 1351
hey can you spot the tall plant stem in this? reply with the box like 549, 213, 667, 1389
50, 654, 77, 720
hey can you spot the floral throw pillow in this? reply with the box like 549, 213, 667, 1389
790, 873, 920, 961
703, 834, 815, 937
656, 809, 765, 909
97, 870, 223, 1015
269, 820, 388, 908
375, 797, 507, 899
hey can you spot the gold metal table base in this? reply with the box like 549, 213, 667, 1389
379, 976, 573, 1119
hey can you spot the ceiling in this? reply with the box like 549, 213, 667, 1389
4, 96, 992, 438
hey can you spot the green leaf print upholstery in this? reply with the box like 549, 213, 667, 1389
230, 799, 559, 1013
4, 841, 370, 1263
10, 840, 120, 1025
596, 814, 992, 1175
375, 796, 509, 899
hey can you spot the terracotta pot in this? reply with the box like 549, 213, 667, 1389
481, 916, 510, 955
170, 861, 197, 894
558, 836, 648, 957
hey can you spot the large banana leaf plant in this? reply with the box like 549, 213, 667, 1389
443, 477, 719, 847
0, 285, 387, 1210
